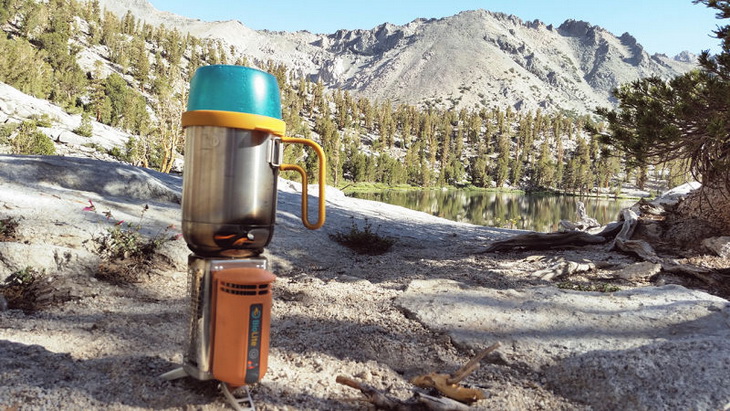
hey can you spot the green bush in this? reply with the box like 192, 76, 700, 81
91, 204, 178, 260
11, 121, 56, 155
1, 267, 46, 312
0, 123, 16, 144
108, 137, 142, 164
329, 218, 396, 255
85, 202, 181, 284
28, 113, 56, 128
73, 112, 93, 137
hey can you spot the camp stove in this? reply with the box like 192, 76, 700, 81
162, 65, 326, 410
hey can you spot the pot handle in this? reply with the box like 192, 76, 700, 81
280, 137, 326, 230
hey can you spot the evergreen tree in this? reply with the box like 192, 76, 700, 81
0, 36, 53, 98
534, 138, 555, 189
131, 36, 150, 86
494, 131, 511, 187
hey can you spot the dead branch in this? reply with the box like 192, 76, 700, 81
447, 342, 501, 384
336, 376, 470, 411
336, 375, 412, 410
576, 200, 600, 229
413, 392, 471, 411
609, 208, 640, 251
559, 201, 600, 231
411, 342, 501, 404
531, 258, 596, 280
410, 373, 486, 405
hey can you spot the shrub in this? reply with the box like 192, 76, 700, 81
107, 137, 141, 164
28, 113, 56, 128
1, 267, 44, 312
11, 121, 56, 155
73, 112, 93, 137
0, 123, 17, 144
85, 201, 181, 284
330, 218, 396, 255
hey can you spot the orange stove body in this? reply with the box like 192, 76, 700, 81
210, 267, 276, 387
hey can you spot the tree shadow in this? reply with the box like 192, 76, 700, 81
0, 339, 216, 409
0, 155, 182, 204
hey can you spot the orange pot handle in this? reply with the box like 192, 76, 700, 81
280, 137, 326, 229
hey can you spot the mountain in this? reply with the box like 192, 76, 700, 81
97, 0, 697, 113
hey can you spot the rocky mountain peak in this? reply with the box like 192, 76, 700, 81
674, 50, 699, 63
558, 19, 596, 38
97, 0, 697, 113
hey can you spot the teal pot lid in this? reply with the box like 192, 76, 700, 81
187, 65, 282, 119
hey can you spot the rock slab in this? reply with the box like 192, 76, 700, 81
396, 279, 730, 410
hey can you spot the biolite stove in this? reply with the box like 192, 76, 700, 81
162, 65, 326, 410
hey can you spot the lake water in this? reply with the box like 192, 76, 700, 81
348, 190, 637, 232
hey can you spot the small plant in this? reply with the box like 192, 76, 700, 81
1, 267, 45, 312
28, 113, 55, 128
557, 281, 620, 293
330, 217, 396, 255
107, 137, 143, 164
0, 122, 17, 144
73, 112, 93, 137
4, 266, 38, 286
0, 216, 19, 241
84, 200, 181, 283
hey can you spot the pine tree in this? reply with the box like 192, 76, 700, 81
131, 36, 150, 86
534, 138, 555, 189
495, 131, 511, 187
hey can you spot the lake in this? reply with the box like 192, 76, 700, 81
348, 190, 637, 232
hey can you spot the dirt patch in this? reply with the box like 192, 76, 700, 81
0, 216, 20, 242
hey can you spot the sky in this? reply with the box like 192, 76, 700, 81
147, 0, 722, 56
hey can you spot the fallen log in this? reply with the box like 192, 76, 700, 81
482, 231, 606, 253
479, 195, 730, 297
661, 262, 718, 286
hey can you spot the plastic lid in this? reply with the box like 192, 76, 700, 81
187, 65, 283, 120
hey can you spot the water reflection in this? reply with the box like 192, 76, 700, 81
348, 190, 637, 232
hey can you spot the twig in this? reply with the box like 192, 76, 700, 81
336, 375, 472, 411
448, 342, 501, 384
336, 375, 411, 410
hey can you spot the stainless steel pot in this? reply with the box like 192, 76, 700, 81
182, 126, 279, 257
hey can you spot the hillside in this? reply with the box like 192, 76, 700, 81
0, 0, 697, 194
97, 0, 697, 113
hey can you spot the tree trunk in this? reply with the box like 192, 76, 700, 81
676, 184, 730, 235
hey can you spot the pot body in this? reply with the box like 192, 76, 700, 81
182, 125, 278, 256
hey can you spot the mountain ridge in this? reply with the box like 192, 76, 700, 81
96, 0, 696, 113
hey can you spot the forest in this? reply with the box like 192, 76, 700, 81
0, 0, 688, 194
